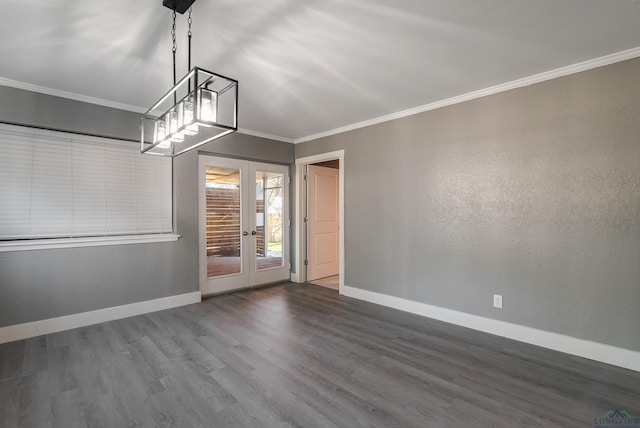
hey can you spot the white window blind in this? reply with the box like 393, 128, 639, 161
0, 124, 172, 240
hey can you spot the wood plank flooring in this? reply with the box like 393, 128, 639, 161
1, 283, 639, 427
309, 275, 339, 290
208, 256, 283, 277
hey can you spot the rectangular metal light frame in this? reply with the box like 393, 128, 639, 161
141, 67, 238, 157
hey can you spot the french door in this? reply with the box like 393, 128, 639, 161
198, 155, 290, 295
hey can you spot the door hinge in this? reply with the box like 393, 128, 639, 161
304, 260, 309, 266
303, 217, 308, 223
304, 174, 308, 181
287, 176, 291, 184
288, 219, 291, 227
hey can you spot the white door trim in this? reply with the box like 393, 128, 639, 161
249, 161, 291, 286
294, 150, 345, 294
199, 155, 291, 296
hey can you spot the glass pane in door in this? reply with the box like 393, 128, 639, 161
206, 166, 242, 278
255, 171, 284, 270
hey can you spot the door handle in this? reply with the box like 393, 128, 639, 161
251, 231, 257, 235
242, 231, 248, 236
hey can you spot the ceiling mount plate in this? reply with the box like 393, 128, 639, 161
162, 0, 197, 14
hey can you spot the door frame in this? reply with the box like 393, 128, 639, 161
293, 150, 344, 293
198, 155, 290, 296
249, 161, 291, 285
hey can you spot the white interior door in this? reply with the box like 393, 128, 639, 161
199, 156, 289, 296
307, 164, 339, 281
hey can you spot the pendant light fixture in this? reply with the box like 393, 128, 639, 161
141, 0, 238, 157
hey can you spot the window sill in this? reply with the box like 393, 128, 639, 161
0, 234, 180, 252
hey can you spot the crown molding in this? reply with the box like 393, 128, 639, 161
2, 46, 639, 146
0, 76, 149, 113
237, 128, 294, 143
0, 76, 295, 143
294, 46, 640, 144
0, 76, 294, 143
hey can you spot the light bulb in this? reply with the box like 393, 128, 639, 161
184, 98, 194, 123
177, 102, 184, 129
154, 119, 166, 144
182, 97, 198, 135
167, 109, 178, 134
199, 89, 217, 123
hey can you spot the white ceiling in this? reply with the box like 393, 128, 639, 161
1, 0, 640, 142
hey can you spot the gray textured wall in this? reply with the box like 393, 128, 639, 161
0, 86, 141, 142
0, 87, 293, 327
296, 57, 640, 352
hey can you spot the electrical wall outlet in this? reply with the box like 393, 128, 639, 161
493, 294, 503, 309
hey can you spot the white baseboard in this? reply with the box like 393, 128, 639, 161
0, 291, 202, 344
290, 272, 303, 283
341, 285, 640, 373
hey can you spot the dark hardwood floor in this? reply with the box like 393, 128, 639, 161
208, 256, 283, 277
1, 283, 639, 427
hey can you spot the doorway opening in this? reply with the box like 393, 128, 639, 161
294, 150, 345, 293
307, 160, 339, 290
198, 155, 290, 296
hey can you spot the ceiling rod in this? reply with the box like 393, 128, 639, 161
162, 0, 197, 14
